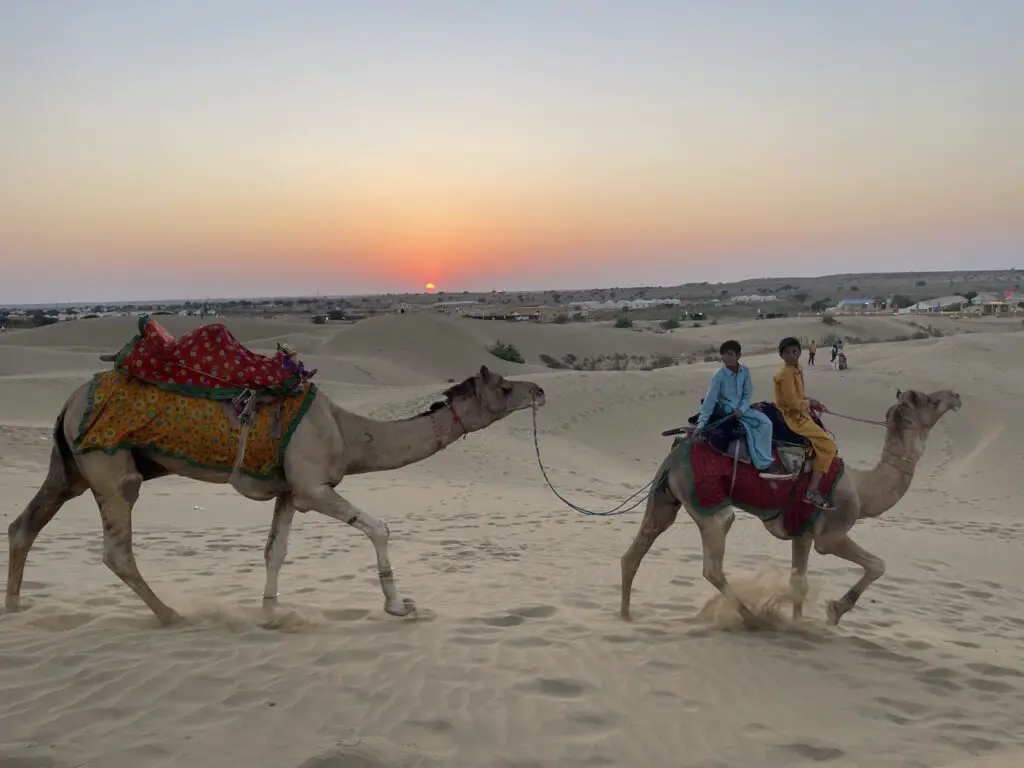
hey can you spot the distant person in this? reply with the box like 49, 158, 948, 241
807, 339, 817, 366
696, 340, 790, 478
830, 341, 839, 369
773, 337, 838, 509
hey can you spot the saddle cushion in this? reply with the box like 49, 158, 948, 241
687, 401, 829, 452
113, 315, 310, 400
669, 437, 845, 538
73, 370, 317, 479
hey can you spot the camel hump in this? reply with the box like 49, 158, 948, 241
99, 353, 117, 363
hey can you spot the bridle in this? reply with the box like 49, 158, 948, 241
430, 401, 467, 451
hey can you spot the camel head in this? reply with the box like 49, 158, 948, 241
433, 365, 546, 426
887, 389, 962, 435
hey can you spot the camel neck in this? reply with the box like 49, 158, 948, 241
850, 434, 924, 519
335, 403, 474, 474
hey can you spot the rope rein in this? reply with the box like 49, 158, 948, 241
529, 400, 887, 517
530, 404, 662, 516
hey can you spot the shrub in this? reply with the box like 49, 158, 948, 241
660, 316, 680, 330
644, 355, 678, 370
487, 341, 525, 363
614, 316, 633, 328
539, 353, 568, 369
822, 315, 839, 326
312, 314, 327, 325
552, 314, 570, 324
691, 322, 702, 328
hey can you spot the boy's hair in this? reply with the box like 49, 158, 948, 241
719, 340, 741, 356
778, 336, 801, 355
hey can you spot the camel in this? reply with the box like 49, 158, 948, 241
620, 389, 961, 627
6, 364, 545, 625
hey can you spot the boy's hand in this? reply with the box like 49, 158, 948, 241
733, 409, 743, 419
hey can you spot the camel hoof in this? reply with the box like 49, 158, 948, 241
385, 598, 417, 618
825, 600, 843, 626
159, 611, 185, 627
4, 598, 23, 614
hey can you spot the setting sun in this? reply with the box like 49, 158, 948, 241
425, 283, 436, 293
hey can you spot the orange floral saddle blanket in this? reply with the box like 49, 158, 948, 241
111, 314, 316, 400
73, 370, 317, 480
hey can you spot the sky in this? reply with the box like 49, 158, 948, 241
1, 0, 1021, 304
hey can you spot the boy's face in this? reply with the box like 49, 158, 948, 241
780, 345, 801, 365
721, 350, 739, 367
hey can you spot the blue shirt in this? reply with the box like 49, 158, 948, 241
697, 365, 753, 428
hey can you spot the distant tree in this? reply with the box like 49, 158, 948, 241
890, 294, 914, 308
792, 292, 810, 305
614, 316, 633, 328
810, 299, 831, 312
660, 316, 680, 330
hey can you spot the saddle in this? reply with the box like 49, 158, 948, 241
662, 401, 829, 476
101, 314, 316, 401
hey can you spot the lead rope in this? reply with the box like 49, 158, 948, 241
529, 405, 734, 517
530, 403, 664, 516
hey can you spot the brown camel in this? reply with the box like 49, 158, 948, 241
7, 364, 545, 625
621, 389, 961, 627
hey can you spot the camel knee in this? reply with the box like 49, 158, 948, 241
8, 517, 31, 553
866, 555, 886, 581
119, 471, 143, 504
349, 511, 389, 543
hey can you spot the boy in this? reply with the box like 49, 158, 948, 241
696, 340, 790, 479
807, 339, 816, 365
773, 337, 838, 509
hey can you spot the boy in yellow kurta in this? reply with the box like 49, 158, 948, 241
773, 337, 838, 509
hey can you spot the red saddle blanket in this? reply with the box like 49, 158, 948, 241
672, 439, 845, 538
113, 315, 308, 399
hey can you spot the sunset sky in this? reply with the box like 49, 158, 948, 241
1, 1, 1021, 304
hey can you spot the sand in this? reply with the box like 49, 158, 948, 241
1, 313, 1023, 768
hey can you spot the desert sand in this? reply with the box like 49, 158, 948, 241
2, 312, 1023, 768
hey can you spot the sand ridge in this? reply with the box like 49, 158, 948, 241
1, 314, 1023, 767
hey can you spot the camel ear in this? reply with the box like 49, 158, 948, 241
479, 365, 490, 379
896, 389, 902, 399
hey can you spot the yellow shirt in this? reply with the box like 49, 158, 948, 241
773, 363, 809, 420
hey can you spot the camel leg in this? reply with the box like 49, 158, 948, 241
302, 486, 415, 617
815, 534, 885, 626
262, 494, 295, 601
80, 452, 182, 626
6, 465, 86, 611
620, 486, 680, 620
697, 508, 761, 629
790, 534, 813, 620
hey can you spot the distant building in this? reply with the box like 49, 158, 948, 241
831, 297, 881, 314
731, 294, 777, 304
896, 295, 968, 314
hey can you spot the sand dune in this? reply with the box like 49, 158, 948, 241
2, 314, 1023, 767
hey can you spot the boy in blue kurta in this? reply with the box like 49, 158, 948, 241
696, 340, 790, 478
